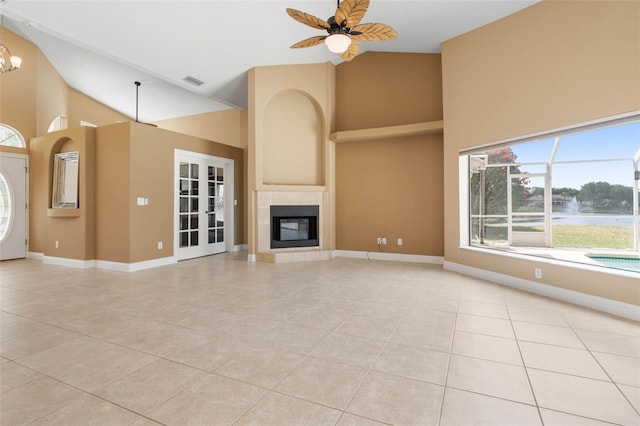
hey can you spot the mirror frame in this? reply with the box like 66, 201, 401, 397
52, 151, 79, 209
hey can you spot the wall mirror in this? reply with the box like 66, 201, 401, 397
52, 151, 79, 208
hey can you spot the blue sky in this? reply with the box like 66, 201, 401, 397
511, 121, 640, 190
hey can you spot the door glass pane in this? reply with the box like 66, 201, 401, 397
191, 231, 198, 246
179, 163, 189, 178
180, 232, 189, 247
190, 214, 198, 229
216, 211, 224, 226
216, 229, 224, 243
180, 197, 188, 213
180, 179, 189, 195
208, 181, 215, 197
208, 166, 215, 180
208, 214, 215, 228
209, 229, 215, 244
190, 164, 199, 178
191, 180, 198, 196
180, 215, 189, 230
191, 198, 198, 212
217, 167, 224, 182
0, 173, 12, 242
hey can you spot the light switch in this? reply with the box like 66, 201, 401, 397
137, 197, 145, 206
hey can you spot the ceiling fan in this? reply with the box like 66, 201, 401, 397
286, 0, 397, 61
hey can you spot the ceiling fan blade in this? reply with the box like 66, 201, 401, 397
335, 0, 370, 28
350, 23, 398, 41
290, 35, 328, 49
286, 8, 331, 30
340, 40, 359, 61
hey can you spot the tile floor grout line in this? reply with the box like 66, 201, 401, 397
568, 322, 640, 417
338, 279, 447, 424
229, 314, 353, 425
436, 290, 463, 426
15, 371, 169, 426
506, 303, 545, 426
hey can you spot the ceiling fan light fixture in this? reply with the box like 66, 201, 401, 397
10, 54, 22, 69
0, 14, 23, 74
325, 33, 351, 53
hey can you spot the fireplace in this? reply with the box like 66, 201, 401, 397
271, 205, 319, 249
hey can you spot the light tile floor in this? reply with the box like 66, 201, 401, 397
1, 253, 639, 425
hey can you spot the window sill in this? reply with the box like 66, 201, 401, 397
457, 245, 639, 279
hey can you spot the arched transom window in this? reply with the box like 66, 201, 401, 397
0, 124, 26, 148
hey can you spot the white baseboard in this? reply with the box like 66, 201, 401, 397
333, 250, 444, 265
43, 256, 96, 269
96, 256, 177, 272
33, 254, 176, 272
443, 261, 640, 321
27, 252, 44, 260
233, 244, 248, 252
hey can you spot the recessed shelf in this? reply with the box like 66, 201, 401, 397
329, 120, 443, 143
47, 208, 80, 218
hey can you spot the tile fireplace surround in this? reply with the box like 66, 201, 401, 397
255, 190, 332, 263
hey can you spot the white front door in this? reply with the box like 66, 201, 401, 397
0, 153, 28, 260
175, 150, 234, 261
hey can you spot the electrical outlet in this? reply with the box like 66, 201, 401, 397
376, 237, 383, 245
397, 238, 403, 246
157, 241, 163, 250
55, 240, 59, 248
535, 268, 542, 279
381, 237, 387, 245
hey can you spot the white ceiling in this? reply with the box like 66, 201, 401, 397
1, 0, 538, 123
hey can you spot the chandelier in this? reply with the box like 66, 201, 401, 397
0, 15, 22, 74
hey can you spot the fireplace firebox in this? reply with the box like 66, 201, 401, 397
270, 205, 319, 249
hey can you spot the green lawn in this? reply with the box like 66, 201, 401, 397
476, 225, 634, 249
552, 225, 634, 249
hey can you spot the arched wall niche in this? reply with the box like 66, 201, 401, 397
48, 137, 78, 207
262, 89, 324, 186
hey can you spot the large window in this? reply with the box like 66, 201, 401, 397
461, 115, 640, 272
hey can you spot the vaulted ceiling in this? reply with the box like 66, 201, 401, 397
1, 0, 538, 122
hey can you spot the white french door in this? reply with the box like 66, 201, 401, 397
175, 150, 233, 261
0, 153, 28, 260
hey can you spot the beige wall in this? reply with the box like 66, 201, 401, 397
441, 0, 640, 304
0, 27, 38, 142
67, 89, 129, 128
95, 124, 131, 262
29, 127, 96, 260
247, 63, 336, 257
263, 91, 323, 185
36, 50, 68, 137
155, 109, 247, 149
127, 122, 244, 262
336, 52, 443, 130
154, 109, 249, 242
249, 63, 335, 189
30, 122, 244, 264
335, 52, 444, 255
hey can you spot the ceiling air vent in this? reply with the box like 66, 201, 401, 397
182, 75, 205, 86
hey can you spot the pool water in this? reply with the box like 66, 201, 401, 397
587, 255, 640, 272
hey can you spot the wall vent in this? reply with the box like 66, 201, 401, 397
182, 75, 205, 86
